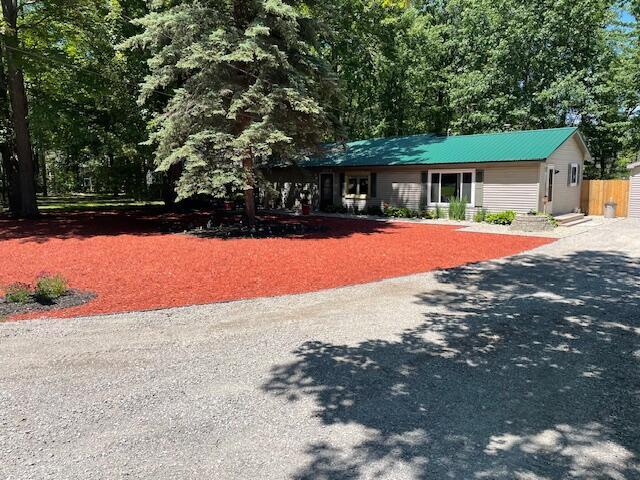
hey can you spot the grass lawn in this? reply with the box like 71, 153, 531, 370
35, 193, 164, 212
0, 208, 553, 320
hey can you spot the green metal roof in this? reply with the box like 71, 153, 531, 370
303, 127, 579, 168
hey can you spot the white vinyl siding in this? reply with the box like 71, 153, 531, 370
482, 164, 540, 213
544, 135, 585, 215
337, 164, 542, 213
630, 167, 640, 219
378, 171, 423, 210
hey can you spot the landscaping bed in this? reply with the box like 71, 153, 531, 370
0, 209, 553, 320
0, 290, 96, 318
186, 218, 326, 238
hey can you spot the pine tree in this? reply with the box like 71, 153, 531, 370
125, 0, 336, 223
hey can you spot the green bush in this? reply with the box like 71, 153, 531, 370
448, 197, 467, 221
384, 206, 419, 218
321, 205, 350, 214
434, 205, 445, 219
321, 204, 340, 213
4, 283, 32, 304
486, 210, 517, 225
473, 208, 488, 223
34, 274, 68, 302
364, 205, 383, 216
422, 209, 436, 220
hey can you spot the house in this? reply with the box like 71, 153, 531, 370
268, 127, 590, 218
628, 161, 640, 219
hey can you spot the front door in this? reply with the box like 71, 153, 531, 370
320, 173, 334, 209
545, 165, 554, 213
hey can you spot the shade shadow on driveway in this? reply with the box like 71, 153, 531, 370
263, 250, 640, 479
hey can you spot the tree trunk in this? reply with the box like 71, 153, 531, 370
1, 0, 38, 218
161, 163, 181, 208
243, 156, 255, 225
0, 143, 20, 212
40, 149, 48, 197
0, 35, 19, 214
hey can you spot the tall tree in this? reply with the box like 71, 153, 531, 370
1, 0, 37, 217
315, 0, 451, 139
21, 0, 152, 198
0, 40, 20, 212
126, 0, 336, 222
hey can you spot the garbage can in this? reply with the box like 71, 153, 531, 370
604, 201, 617, 218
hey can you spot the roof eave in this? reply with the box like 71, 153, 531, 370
305, 158, 547, 168
627, 161, 640, 170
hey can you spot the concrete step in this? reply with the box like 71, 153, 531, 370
554, 212, 586, 225
558, 217, 592, 228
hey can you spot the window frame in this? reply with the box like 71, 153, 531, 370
344, 172, 370, 199
427, 169, 476, 207
342, 172, 371, 200
569, 162, 579, 187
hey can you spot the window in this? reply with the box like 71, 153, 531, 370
345, 174, 369, 198
569, 163, 579, 186
428, 170, 475, 205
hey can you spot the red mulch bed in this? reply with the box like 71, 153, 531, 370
0, 210, 553, 320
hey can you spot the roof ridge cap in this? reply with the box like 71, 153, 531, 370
447, 126, 578, 139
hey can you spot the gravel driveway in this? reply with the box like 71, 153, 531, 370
1, 219, 639, 479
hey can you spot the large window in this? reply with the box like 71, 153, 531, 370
428, 170, 475, 205
345, 174, 369, 198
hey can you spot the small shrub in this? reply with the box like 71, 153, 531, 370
364, 205, 383, 216
4, 283, 32, 304
435, 205, 445, 219
448, 197, 467, 221
34, 274, 68, 302
384, 206, 420, 218
422, 209, 436, 220
486, 210, 517, 225
473, 208, 488, 223
321, 205, 340, 213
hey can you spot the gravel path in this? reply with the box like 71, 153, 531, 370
1, 219, 639, 479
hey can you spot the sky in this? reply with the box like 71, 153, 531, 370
619, 9, 635, 23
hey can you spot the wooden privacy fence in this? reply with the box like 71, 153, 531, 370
580, 179, 630, 217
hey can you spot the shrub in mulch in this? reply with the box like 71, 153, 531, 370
1, 274, 95, 318
185, 218, 327, 239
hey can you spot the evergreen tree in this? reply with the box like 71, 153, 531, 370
126, 0, 336, 222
